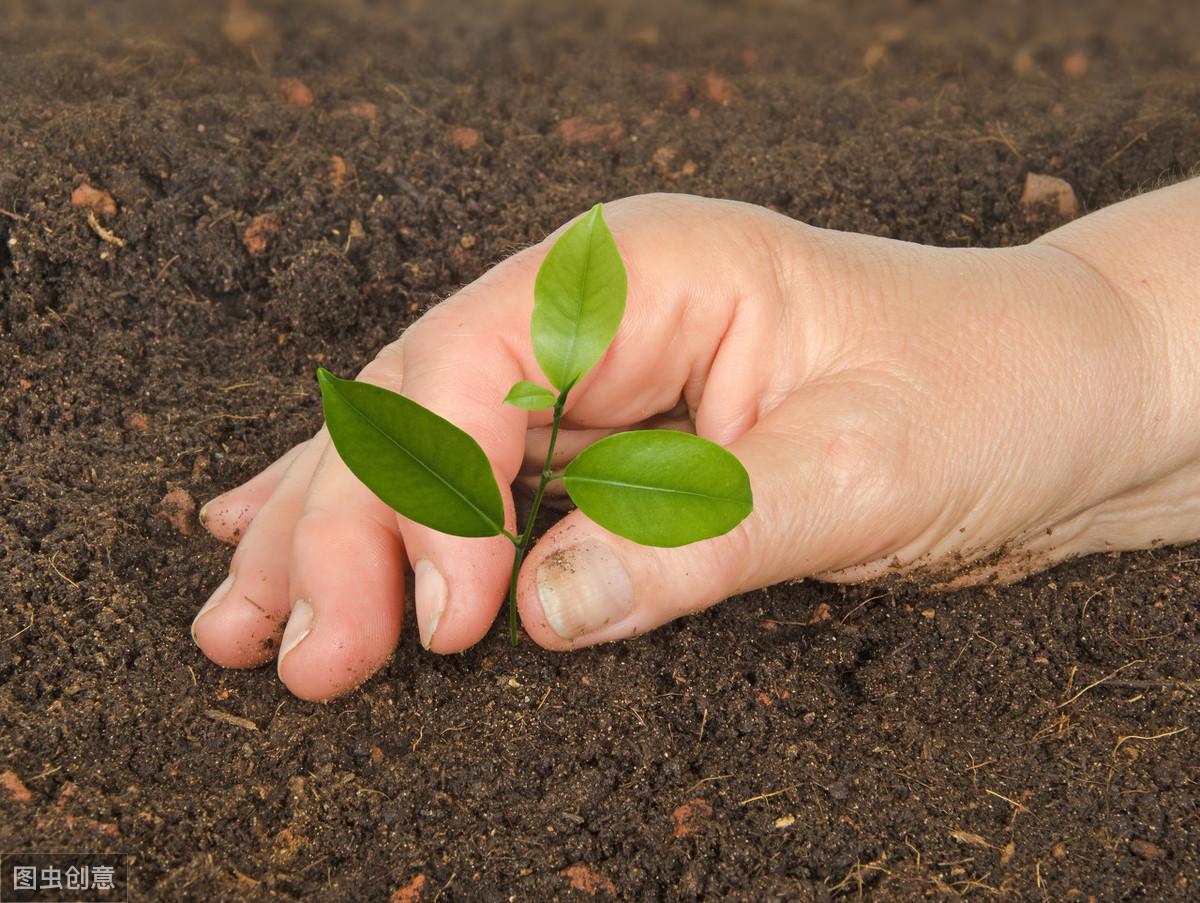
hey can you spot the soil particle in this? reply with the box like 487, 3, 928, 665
1, 770, 33, 802
158, 487, 197, 536
1062, 51, 1090, 78
702, 74, 735, 106
1020, 172, 1081, 218
1130, 838, 1167, 861
70, 183, 116, 216
343, 101, 378, 123
389, 874, 425, 902
242, 212, 279, 256
277, 77, 315, 108
557, 116, 624, 147
449, 125, 481, 150
671, 797, 713, 838
328, 154, 348, 190
561, 864, 617, 896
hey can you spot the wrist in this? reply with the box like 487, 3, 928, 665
1031, 199, 1200, 476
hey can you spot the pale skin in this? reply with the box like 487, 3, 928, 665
192, 179, 1200, 701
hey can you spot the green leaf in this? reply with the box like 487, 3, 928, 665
503, 380, 557, 411
532, 203, 628, 392
317, 369, 505, 538
563, 430, 753, 547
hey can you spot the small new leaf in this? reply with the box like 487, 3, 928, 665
564, 430, 753, 547
317, 369, 505, 538
503, 380, 557, 411
531, 203, 627, 392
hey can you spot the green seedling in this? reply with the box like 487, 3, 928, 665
317, 204, 753, 644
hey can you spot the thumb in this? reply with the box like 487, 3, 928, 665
516, 379, 910, 649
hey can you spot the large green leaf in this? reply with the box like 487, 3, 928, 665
317, 369, 505, 538
532, 203, 627, 392
563, 430, 753, 547
503, 380, 557, 411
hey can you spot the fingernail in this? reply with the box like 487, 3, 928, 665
414, 559, 446, 650
198, 500, 211, 527
278, 599, 314, 675
537, 542, 633, 640
191, 574, 234, 642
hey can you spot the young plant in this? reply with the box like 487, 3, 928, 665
317, 204, 753, 644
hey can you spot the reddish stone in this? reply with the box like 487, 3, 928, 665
1062, 51, 1089, 79
1020, 172, 1079, 218
561, 865, 617, 896
651, 146, 677, 171
557, 116, 623, 146
449, 125, 481, 150
703, 74, 735, 105
242, 213, 279, 256
1130, 839, 1166, 861
71, 183, 116, 217
346, 101, 378, 122
390, 874, 425, 902
329, 154, 348, 189
277, 77, 314, 108
2, 770, 32, 802
672, 797, 713, 838
808, 602, 833, 624
159, 487, 197, 536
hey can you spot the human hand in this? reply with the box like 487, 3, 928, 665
192, 189, 1198, 699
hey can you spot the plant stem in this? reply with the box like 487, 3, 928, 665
507, 394, 567, 644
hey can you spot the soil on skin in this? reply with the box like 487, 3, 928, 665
2, 1, 1198, 899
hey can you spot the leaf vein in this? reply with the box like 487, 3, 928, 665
555, 216, 594, 388
336, 385, 501, 534
566, 474, 747, 504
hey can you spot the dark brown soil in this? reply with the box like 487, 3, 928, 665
2, 1, 1198, 899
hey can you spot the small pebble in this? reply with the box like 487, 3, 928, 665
449, 125, 481, 150
703, 74, 734, 105
1, 770, 32, 802
561, 865, 617, 896
159, 487, 197, 536
346, 101, 377, 122
242, 213, 280, 256
557, 116, 623, 146
1130, 838, 1166, 861
672, 798, 713, 838
808, 602, 833, 624
389, 874, 425, 903
329, 154, 348, 189
1062, 52, 1089, 79
1020, 172, 1080, 218
277, 77, 314, 108
71, 183, 116, 217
